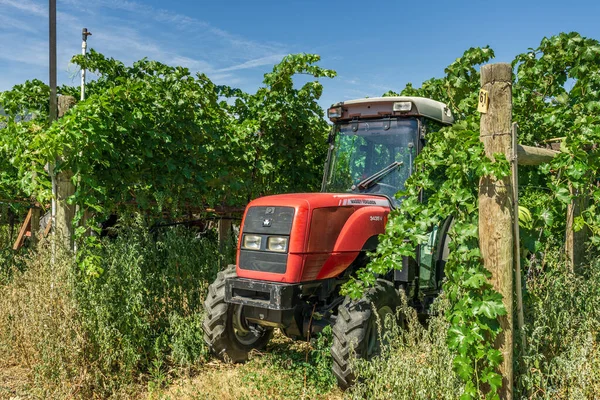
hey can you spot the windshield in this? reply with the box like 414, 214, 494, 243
323, 118, 419, 206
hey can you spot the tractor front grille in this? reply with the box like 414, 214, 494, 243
239, 206, 294, 274
242, 206, 294, 235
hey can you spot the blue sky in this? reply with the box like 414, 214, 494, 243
1, 0, 599, 110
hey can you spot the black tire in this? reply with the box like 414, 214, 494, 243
331, 279, 401, 389
203, 265, 273, 362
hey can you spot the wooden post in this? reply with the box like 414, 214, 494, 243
30, 206, 41, 246
12, 208, 32, 251
565, 183, 590, 272
218, 215, 232, 254
53, 95, 77, 250
57, 95, 76, 118
479, 63, 514, 399
8, 207, 15, 245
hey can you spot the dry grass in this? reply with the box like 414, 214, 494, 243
0, 241, 88, 399
154, 366, 342, 400
0, 362, 31, 399
0, 231, 341, 400
0, 335, 343, 400
150, 330, 342, 400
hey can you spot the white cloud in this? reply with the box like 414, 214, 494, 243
0, 14, 39, 33
0, 37, 47, 66
217, 54, 288, 73
0, 0, 291, 92
169, 56, 214, 73
209, 73, 243, 86
0, 0, 46, 16
59, 0, 286, 61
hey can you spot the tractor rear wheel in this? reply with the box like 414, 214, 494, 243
331, 279, 401, 389
203, 265, 273, 362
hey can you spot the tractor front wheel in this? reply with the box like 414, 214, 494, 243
203, 265, 273, 362
331, 279, 401, 389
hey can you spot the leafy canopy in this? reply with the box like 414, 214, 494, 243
348, 32, 600, 398
0, 51, 336, 217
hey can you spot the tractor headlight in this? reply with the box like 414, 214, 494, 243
393, 101, 412, 112
243, 235, 262, 250
327, 106, 342, 120
267, 236, 288, 252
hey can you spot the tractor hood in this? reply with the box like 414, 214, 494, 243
247, 192, 392, 210
236, 193, 392, 283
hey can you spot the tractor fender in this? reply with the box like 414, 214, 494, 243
332, 206, 389, 253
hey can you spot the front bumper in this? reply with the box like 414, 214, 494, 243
225, 277, 298, 311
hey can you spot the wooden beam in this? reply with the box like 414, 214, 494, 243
479, 63, 514, 399
517, 144, 559, 166
13, 208, 32, 251
30, 207, 41, 246
43, 217, 52, 237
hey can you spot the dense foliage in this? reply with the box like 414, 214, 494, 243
345, 32, 600, 398
0, 51, 335, 216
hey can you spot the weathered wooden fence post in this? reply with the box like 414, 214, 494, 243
218, 214, 233, 266
30, 159, 42, 246
479, 63, 514, 399
30, 204, 41, 246
53, 95, 77, 250
566, 183, 590, 272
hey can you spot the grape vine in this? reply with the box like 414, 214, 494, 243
346, 32, 600, 398
0, 52, 335, 216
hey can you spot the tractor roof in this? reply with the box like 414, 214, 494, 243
329, 96, 454, 125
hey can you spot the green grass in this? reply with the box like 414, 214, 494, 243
152, 330, 341, 400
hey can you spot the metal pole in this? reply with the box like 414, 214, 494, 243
512, 123, 526, 351
49, 0, 57, 121
80, 28, 91, 101
75, 28, 90, 253
49, 0, 57, 243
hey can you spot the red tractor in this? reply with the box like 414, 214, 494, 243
203, 96, 454, 388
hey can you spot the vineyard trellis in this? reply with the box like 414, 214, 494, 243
2, 32, 600, 400
347, 32, 600, 399
0, 52, 336, 253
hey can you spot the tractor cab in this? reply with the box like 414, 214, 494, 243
203, 96, 454, 390
323, 97, 453, 206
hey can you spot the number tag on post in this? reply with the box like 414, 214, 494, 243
478, 89, 489, 113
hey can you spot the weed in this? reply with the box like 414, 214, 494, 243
168, 312, 209, 367
347, 294, 463, 400
0, 216, 234, 398
515, 252, 600, 399
0, 239, 86, 399
235, 330, 337, 399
